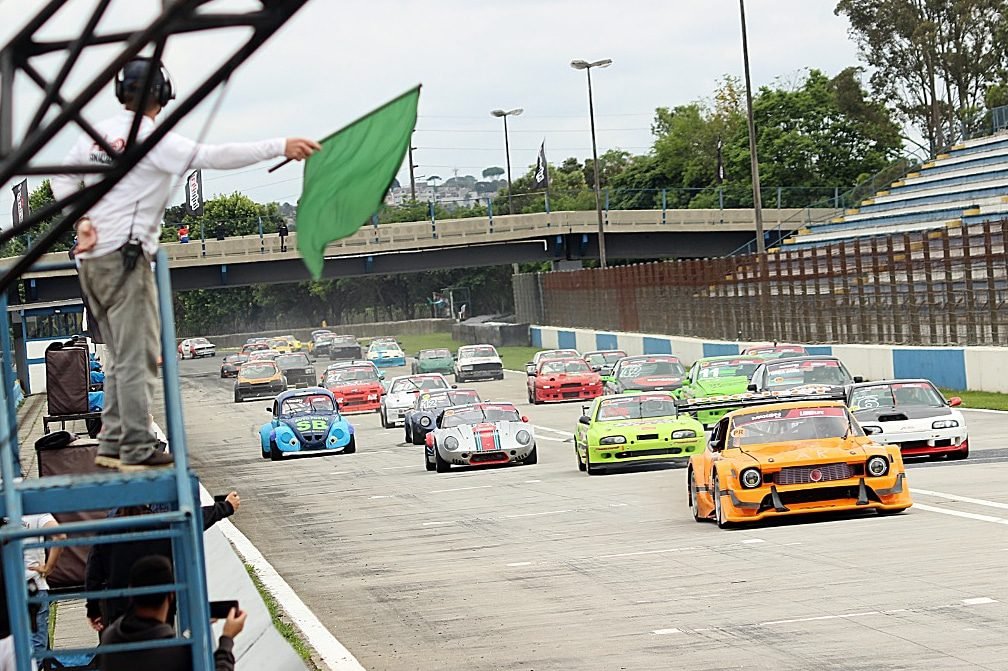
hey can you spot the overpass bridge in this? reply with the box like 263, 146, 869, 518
10, 207, 833, 302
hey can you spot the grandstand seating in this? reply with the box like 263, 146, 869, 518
780, 132, 1008, 249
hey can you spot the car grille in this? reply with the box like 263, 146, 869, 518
614, 447, 683, 458
775, 462, 853, 485
637, 433, 659, 441
471, 363, 501, 372
769, 485, 864, 507
560, 382, 582, 389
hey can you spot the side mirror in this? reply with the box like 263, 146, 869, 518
590, 365, 601, 372
863, 425, 883, 435
578, 416, 591, 425
266, 406, 272, 413
853, 376, 864, 383
948, 396, 962, 407
528, 371, 537, 377
451, 384, 458, 389
521, 415, 529, 423
746, 383, 757, 392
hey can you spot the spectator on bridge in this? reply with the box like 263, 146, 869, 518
98, 555, 246, 671
51, 56, 319, 470
278, 221, 289, 252
216, 223, 226, 241
178, 224, 190, 243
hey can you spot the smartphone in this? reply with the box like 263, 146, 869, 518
209, 600, 239, 619
213, 494, 228, 503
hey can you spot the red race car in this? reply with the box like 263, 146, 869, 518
527, 357, 603, 405
322, 364, 384, 413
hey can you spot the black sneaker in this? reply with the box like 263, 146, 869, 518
119, 451, 174, 472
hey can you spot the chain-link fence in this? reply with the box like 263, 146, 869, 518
513, 218, 1008, 347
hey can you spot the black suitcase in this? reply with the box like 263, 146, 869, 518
45, 342, 90, 415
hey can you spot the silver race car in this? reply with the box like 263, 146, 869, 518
424, 402, 536, 472
380, 373, 452, 428
454, 344, 505, 382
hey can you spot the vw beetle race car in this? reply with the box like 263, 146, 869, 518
583, 350, 627, 385
234, 361, 286, 403
675, 355, 765, 426
219, 353, 248, 378
323, 363, 384, 413
527, 357, 603, 404
258, 388, 355, 460
686, 394, 912, 527
848, 379, 968, 460
574, 392, 703, 475
424, 402, 535, 472
605, 355, 685, 395
404, 388, 482, 445
380, 373, 452, 428
453, 344, 504, 382
367, 340, 406, 368
412, 348, 454, 375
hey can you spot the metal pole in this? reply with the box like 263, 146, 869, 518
408, 144, 416, 201
586, 67, 607, 268
503, 115, 514, 215
739, 0, 765, 255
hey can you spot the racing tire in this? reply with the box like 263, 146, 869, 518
269, 439, 282, 461
576, 447, 586, 471
455, 373, 465, 384
234, 390, 242, 403
343, 436, 356, 454
531, 390, 542, 406
412, 429, 426, 446
380, 408, 393, 429
435, 447, 450, 473
688, 468, 703, 523
425, 449, 436, 471
405, 423, 413, 444
522, 444, 538, 465
220, 370, 226, 379
261, 442, 270, 459
585, 451, 604, 476
713, 473, 729, 529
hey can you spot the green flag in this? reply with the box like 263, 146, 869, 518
296, 86, 420, 278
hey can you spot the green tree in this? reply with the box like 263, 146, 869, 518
482, 166, 505, 180
165, 191, 283, 239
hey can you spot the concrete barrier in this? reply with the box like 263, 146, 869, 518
452, 322, 529, 347
530, 325, 1004, 392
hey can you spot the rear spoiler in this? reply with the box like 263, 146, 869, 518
674, 386, 846, 416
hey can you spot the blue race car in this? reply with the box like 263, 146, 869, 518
404, 388, 482, 445
259, 387, 355, 461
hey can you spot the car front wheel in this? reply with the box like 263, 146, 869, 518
688, 469, 703, 522
522, 445, 538, 465
269, 439, 282, 461
435, 447, 450, 473
425, 448, 436, 471
713, 473, 728, 528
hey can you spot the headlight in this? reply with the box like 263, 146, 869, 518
306, 367, 314, 374
599, 436, 626, 445
420, 416, 431, 427
516, 430, 531, 445
671, 429, 697, 439
444, 436, 459, 450
740, 468, 762, 489
932, 419, 959, 429
863, 425, 883, 435
866, 456, 889, 477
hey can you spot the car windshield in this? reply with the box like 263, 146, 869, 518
697, 359, 761, 379
850, 382, 944, 409
240, 363, 276, 378
764, 359, 849, 390
596, 395, 678, 420
540, 360, 591, 375
540, 350, 579, 361
730, 406, 862, 447
277, 354, 310, 368
746, 345, 806, 358
281, 394, 335, 416
461, 346, 497, 358
618, 359, 685, 378
325, 366, 378, 383
192, 338, 210, 345
441, 404, 520, 427
249, 350, 277, 361
416, 390, 480, 410
420, 349, 452, 360
225, 355, 248, 364
391, 376, 447, 393
586, 352, 626, 367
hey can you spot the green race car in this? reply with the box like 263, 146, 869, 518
674, 355, 764, 426
574, 392, 704, 475
412, 348, 454, 375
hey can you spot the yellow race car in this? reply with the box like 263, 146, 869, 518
234, 360, 287, 403
282, 335, 302, 351
686, 395, 912, 527
269, 337, 293, 354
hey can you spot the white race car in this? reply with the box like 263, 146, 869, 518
424, 402, 536, 472
848, 379, 968, 460
379, 373, 451, 428
454, 344, 504, 382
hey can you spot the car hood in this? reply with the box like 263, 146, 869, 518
386, 390, 422, 407
281, 414, 335, 444
620, 375, 683, 390
539, 373, 599, 384
691, 377, 749, 396
459, 356, 501, 365
734, 437, 879, 467
435, 421, 528, 449
853, 406, 952, 422
591, 416, 682, 431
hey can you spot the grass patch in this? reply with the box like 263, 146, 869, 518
941, 388, 1008, 411
244, 563, 319, 669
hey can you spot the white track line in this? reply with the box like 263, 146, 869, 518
914, 488, 1008, 510
533, 424, 572, 437
915, 503, 1008, 525
218, 519, 365, 671
428, 485, 493, 494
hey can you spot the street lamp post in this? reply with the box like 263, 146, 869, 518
571, 58, 612, 268
491, 108, 523, 215
738, 0, 766, 254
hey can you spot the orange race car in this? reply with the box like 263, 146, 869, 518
686, 396, 912, 527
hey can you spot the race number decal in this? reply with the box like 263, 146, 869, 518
295, 418, 330, 432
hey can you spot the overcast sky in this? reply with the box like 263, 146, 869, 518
0, 0, 861, 223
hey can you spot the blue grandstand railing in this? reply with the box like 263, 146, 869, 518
0, 249, 215, 670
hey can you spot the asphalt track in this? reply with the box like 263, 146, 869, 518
176, 356, 1008, 671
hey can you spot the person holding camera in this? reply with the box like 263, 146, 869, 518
98, 555, 245, 671
51, 57, 319, 470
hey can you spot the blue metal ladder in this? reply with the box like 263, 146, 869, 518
0, 250, 215, 670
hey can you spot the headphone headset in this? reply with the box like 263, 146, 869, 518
114, 57, 176, 108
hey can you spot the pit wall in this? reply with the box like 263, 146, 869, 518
529, 326, 999, 392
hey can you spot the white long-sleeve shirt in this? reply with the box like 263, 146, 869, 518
50, 110, 285, 259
